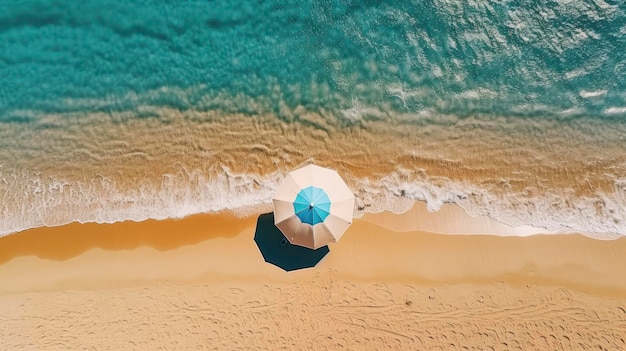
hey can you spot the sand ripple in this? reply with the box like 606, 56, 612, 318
1, 272, 625, 350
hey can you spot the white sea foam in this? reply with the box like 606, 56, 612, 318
0, 167, 280, 237
2, 166, 625, 239
579, 89, 608, 98
604, 107, 626, 115
339, 99, 386, 122
359, 170, 626, 239
456, 88, 498, 99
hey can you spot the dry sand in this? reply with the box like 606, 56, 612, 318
1, 204, 626, 350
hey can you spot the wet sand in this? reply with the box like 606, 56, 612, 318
3, 109, 626, 238
1, 204, 626, 349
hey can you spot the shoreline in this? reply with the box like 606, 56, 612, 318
0, 197, 603, 243
2, 109, 626, 239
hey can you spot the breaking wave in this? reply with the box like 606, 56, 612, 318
1, 161, 625, 239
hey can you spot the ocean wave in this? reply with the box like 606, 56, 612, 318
604, 107, 626, 115
360, 171, 626, 239
0, 167, 279, 237
1, 165, 625, 240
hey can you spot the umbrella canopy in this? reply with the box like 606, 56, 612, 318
272, 164, 354, 249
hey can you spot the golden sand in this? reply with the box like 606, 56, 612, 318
1, 204, 626, 349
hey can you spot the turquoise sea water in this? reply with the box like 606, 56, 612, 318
1, 0, 625, 237
1, 0, 625, 120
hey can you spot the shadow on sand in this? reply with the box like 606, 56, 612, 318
254, 213, 329, 271
0, 213, 253, 265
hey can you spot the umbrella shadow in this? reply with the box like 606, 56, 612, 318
254, 213, 329, 271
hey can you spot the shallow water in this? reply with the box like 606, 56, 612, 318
0, 0, 625, 237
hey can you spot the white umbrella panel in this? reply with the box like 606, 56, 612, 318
272, 164, 354, 250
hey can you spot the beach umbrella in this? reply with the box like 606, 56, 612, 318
272, 164, 354, 249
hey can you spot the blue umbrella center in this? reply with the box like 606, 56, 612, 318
293, 186, 331, 225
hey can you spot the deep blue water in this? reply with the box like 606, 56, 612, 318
0, 0, 625, 121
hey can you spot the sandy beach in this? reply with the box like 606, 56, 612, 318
2, 1, 626, 350
1, 203, 625, 350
